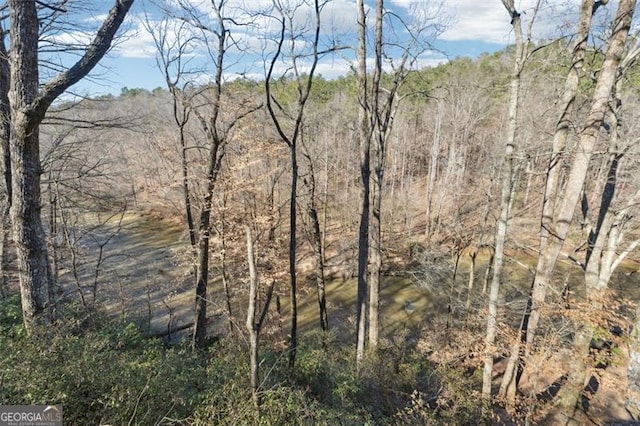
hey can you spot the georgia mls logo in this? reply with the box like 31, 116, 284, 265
0, 405, 63, 426
42, 406, 62, 421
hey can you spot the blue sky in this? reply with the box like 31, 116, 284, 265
57, 0, 587, 96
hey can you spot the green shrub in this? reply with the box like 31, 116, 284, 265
0, 296, 483, 425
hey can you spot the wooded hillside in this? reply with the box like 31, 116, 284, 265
1, 1, 640, 424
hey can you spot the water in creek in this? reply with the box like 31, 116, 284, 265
58, 212, 640, 343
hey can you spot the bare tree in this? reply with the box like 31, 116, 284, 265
149, 0, 261, 349
355, 0, 446, 363
499, 0, 637, 407
482, 0, 541, 405
355, 0, 370, 368
548, 29, 640, 423
6, 0, 134, 332
264, 0, 323, 371
300, 139, 329, 332
245, 224, 275, 411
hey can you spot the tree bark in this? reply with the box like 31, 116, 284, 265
482, 0, 526, 404
501, 0, 636, 402
0, 27, 11, 300
192, 122, 224, 349
355, 0, 370, 369
500, 0, 595, 398
627, 305, 640, 419
368, 0, 384, 351
245, 225, 260, 409
287, 146, 298, 369
7, 0, 134, 332
191, 2, 233, 349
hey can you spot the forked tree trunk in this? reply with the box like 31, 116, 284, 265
500, 0, 596, 400
500, 0, 635, 403
264, 1, 321, 372
191, 3, 229, 349
245, 225, 275, 412
7, 0, 134, 333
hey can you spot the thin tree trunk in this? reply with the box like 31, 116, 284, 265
446, 250, 462, 336
0, 27, 11, 300
465, 250, 476, 312
303, 162, 328, 332
263, 0, 321, 372
288, 146, 298, 370
220, 198, 233, 334
482, 0, 525, 403
192, 4, 228, 349
245, 225, 261, 410
368, 0, 384, 350
192, 136, 222, 349
425, 104, 442, 241
355, 0, 370, 369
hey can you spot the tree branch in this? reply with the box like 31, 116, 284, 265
32, 0, 134, 120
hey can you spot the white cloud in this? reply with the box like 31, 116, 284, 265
440, 1, 511, 43
390, 0, 583, 45
314, 58, 353, 78
115, 26, 157, 58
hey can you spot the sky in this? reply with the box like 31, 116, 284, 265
54, 0, 591, 97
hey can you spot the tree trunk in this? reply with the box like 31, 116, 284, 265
500, 0, 635, 400
482, 0, 525, 403
545, 326, 592, 425
355, 0, 370, 369
553, 55, 640, 418
500, 0, 595, 397
304, 166, 328, 332
192, 135, 223, 349
7, 0, 134, 333
424, 103, 442, 241
191, 5, 228, 349
367, 0, 384, 351
0, 27, 11, 300
288, 146, 298, 370
627, 305, 640, 419
245, 225, 261, 410
465, 250, 476, 312
9, 1, 53, 331
220, 199, 234, 334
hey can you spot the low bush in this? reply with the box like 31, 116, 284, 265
0, 296, 483, 424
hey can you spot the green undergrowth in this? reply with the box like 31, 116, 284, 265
0, 295, 481, 425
